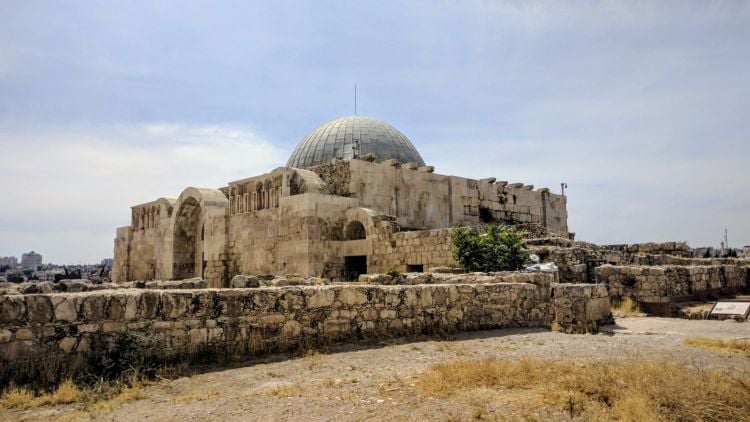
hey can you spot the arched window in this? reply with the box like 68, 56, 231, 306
344, 221, 367, 240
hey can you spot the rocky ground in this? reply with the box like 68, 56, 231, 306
4, 317, 749, 421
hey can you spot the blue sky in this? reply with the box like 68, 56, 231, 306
0, 1, 748, 263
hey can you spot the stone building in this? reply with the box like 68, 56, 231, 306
21, 251, 42, 271
113, 116, 569, 287
0, 256, 18, 269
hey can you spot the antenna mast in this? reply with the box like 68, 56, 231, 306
354, 83, 357, 115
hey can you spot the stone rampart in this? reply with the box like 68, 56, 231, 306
596, 264, 749, 307
0, 275, 611, 387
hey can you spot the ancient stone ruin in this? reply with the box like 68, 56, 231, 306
113, 116, 568, 287
1, 115, 748, 387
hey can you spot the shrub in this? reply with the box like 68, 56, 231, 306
451, 225, 529, 272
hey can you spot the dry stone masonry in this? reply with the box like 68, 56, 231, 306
113, 148, 568, 287
0, 272, 612, 385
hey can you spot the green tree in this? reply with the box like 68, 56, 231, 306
451, 224, 529, 272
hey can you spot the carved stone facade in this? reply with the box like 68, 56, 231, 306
113, 120, 569, 287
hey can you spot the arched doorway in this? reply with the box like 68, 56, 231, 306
173, 197, 203, 279
343, 220, 368, 280
344, 220, 367, 240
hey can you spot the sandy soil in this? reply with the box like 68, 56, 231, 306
5, 317, 749, 421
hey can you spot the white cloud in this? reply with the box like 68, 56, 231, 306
0, 124, 285, 263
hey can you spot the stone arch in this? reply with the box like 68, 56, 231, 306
171, 187, 228, 280
255, 183, 263, 209
344, 220, 367, 240
343, 207, 379, 239
154, 198, 176, 219
172, 196, 202, 279
341, 208, 382, 281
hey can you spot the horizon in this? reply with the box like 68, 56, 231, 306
1, 1, 749, 263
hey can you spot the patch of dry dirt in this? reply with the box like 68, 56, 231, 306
4, 317, 749, 421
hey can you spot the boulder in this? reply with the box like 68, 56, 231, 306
231, 275, 260, 288
60, 280, 91, 292
19, 282, 39, 294
262, 278, 290, 287
36, 281, 60, 294
428, 266, 464, 274
20, 281, 60, 294
405, 273, 433, 285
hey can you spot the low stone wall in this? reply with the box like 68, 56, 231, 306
600, 242, 691, 257
596, 264, 748, 308
0, 275, 612, 387
358, 271, 558, 286
552, 284, 612, 334
631, 255, 750, 267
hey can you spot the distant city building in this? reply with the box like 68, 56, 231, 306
101, 258, 114, 268
21, 251, 43, 270
742, 246, 750, 258
0, 256, 18, 268
33, 269, 64, 282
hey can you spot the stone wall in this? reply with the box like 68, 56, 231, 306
369, 228, 456, 273
0, 275, 611, 385
600, 242, 691, 257
343, 160, 569, 235
114, 158, 570, 285
552, 284, 612, 334
596, 264, 749, 306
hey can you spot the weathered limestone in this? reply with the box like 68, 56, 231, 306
552, 284, 612, 334
595, 264, 749, 315
114, 158, 569, 287
0, 274, 611, 381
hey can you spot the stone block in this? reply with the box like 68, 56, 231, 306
282, 320, 302, 338
25, 296, 53, 324
0, 296, 25, 324
102, 322, 126, 333
307, 288, 335, 308
58, 337, 77, 353
0, 329, 12, 343
338, 289, 368, 305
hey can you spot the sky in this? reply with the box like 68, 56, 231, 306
0, 1, 748, 264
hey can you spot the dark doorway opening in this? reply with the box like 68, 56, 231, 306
344, 256, 367, 281
407, 264, 424, 273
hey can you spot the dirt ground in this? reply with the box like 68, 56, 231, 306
4, 317, 750, 421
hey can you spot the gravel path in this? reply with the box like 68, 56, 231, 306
5, 317, 749, 421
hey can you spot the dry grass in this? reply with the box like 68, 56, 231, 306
302, 349, 326, 370
257, 383, 303, 397
0, 379, 82, 409
84, 382, 145, 414
416, 357, 750, 421
612, 297, 642, 317
37, 379, 81, 405
678, 303, 713, 319
0, 378, 144, 418
684, 337, 750, 357
0, 388, 35, 409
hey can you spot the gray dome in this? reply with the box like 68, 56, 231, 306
287, 116, 425, 168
